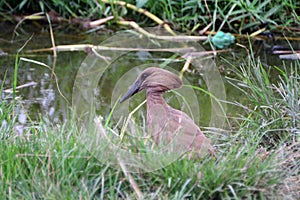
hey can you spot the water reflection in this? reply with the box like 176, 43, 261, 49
0, 23, 298, 128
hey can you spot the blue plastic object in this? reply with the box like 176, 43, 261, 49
211, 31, 235, 49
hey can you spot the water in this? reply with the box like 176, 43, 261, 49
0, 22, 297, 131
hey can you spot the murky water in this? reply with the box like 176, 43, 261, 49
0, 23, 297, 132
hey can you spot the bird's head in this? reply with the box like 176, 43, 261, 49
120, 67, 182, 103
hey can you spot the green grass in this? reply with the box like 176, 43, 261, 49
226, 57, 300, 147
1, 0, 299, 33
0, 57, 299, 199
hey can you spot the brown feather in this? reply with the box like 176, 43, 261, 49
120, 67, 214, 156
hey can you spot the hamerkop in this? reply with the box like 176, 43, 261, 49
120, 67, 213, 156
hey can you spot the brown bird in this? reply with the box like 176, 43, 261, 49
120, 67, 213, 156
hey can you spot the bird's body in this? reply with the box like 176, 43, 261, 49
120, 67, 213, 156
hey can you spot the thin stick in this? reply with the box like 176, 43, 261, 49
19, 57, 69, 104
101, 0, 176, 36
118, 156, 143, 199
89, 16, 114, 27
16, 153, 92, 159
182, 49, 229, 58
120, 100, 147, 141
279, 53, 300, 60
46, 13, 57, 58
4, 81, 37, 93
118, 20, 208, 41
27, 45, 196, 53
94, 117, 143, 199
272, 50, 300, 55
12, 12, 44, 41
179, 56, 192, 79
199, 22, 212, 35
250, 28, 266, 37
205, 31, 300, 41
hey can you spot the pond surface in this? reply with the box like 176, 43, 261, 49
0, 22, 297, 133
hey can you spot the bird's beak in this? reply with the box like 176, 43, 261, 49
120, 79, 142, 103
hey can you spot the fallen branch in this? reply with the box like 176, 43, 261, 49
182, 49, 229, 58
13, 12, 114, 29
272, 50, 300, 55
89, 16, 114, 28
100, 0, 176, 36
205, 31, 300, 41
117, 20, 208, 41
279, 53, 300, 60
26, 45, 196, 53
4, 81, 37, 93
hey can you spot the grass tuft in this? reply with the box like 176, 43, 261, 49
0, 54, 299, 198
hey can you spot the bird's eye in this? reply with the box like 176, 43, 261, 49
142, 73, 148, 79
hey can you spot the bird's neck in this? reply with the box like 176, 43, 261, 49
146, 89, 167, 106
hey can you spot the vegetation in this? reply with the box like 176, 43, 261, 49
0, 55, 299, 199
1, 0, 299, 33
0, 0, 299, 199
